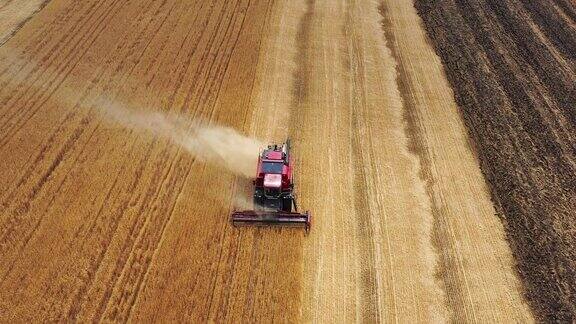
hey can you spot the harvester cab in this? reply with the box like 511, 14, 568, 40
254, 143, 295, 211
231, 140, 311, 232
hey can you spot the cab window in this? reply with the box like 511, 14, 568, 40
262, 162, 283, 174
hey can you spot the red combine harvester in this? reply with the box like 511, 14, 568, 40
231, 140, 311, 232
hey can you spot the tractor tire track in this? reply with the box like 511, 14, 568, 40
377, 3, 468, 318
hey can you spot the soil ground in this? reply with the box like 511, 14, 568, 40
0, 0, 539, 322
416, 0, 576, 321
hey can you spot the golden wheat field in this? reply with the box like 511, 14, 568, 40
2, 0, 574, 322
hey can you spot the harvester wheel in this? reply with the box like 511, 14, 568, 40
254, 196, 263, 210
282, 198, 292, 212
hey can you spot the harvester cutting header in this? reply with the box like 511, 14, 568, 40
231, 140, 311, 232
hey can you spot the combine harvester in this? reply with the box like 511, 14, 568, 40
231, 140, 311, 232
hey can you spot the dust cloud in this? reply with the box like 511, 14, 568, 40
95, 98, 263, 179
100, 103, 264, 211
1, 51, 263, 212
0, 51, 264, 180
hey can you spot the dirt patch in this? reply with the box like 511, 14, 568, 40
415, 0, 576, 321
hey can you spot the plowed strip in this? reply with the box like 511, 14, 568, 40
416, 0, 576, 321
